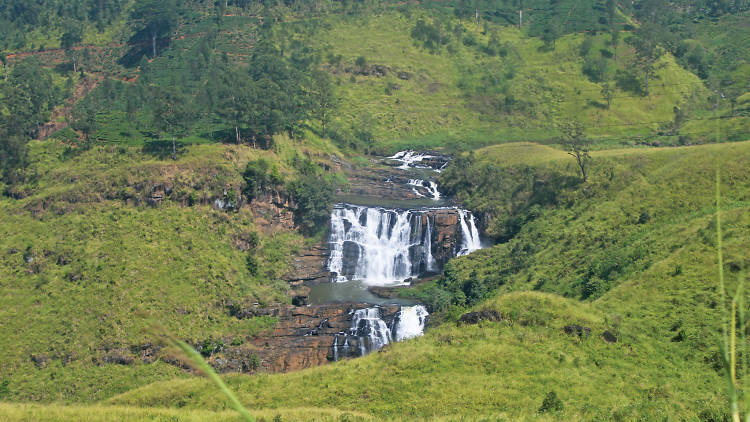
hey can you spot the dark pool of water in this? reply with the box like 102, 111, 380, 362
307, 280, 418, 306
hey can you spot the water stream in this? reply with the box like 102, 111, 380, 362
317, 151, 483, 358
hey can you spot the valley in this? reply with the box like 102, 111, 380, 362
1, 0, 749, 420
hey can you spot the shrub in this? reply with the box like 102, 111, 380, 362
242, 159, 282, 200
539, 391, 564, 413
615, 68, 644, 95
288, 174, 336, 236
246, 254, 259, 276
582, 54, 611, 83
579, 37, 594, 56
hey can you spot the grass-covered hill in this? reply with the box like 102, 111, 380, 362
20, 139, 742, 420
0, 138, 319, 402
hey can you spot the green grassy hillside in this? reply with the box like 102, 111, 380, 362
317, 11, 715, 151
56, 140, 744, 421
0, 135, 346, 402
2, 1, 750, 420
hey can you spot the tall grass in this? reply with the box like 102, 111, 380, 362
716, 169, 747, 422
161, 330, 254, 422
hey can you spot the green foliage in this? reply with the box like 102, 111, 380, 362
582, 54, 611, 83
411, 18, 448, 52
627, 23, 666, 95
242, 159, 282, 200
0, 58, 61, 185
287, 169, 337, 236
559, 121, 592, 182
128, 0, 182, 58
539, 391, 564, 413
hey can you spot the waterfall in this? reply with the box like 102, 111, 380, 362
392, 305, 429, 341
328, 204, 482, 283
333, 305, 429, 361
408, 179, 441, 200
423, 216, 435, 272
457, 209, 482, 256
352, 307, 391, 355
390, 150, 434, 170
327, 204, 436, 284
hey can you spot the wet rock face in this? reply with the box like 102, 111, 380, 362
223, 303, 399, 373
428, 209, 461, 265
339, 167, 425, 201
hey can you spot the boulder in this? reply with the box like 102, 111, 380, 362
563, 325, 591, 338
30, 354, 49, 369
602, 330, 618, 343
458, 310, 503, 325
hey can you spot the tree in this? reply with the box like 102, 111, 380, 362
605, 0, 616, 24
610, 25, 620, 61
310, 69, 339, 134
601, 82, 614, 109
3, 58, 57, 138
628, 23, 665, 95
242, 159, 282, 200
288, 173, 336, 236
129, 0, 180, 58
0, 53, 7, 80
671, 105, 686, 134
541, 19, 561, 50
149, 87, 194, 160
208, 65, 255, 144
0, 135, 28, 185
247, 39, 308, 141
60, 25, 83, 73
215, 0, 226, 28
69, 101, 98, 145
560, 121, 591, 182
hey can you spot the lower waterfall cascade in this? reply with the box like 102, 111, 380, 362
332, 305, 429, 360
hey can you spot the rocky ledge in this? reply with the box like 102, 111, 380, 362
216, 303, 401, 373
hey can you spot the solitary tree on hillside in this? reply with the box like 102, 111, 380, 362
542, 19, 561, 51
60, 26, 83, 73
208, 65, 255, 144
149, 87, 194, 160
560, 121, 592, 182
310, 69, 339, 134
601, 82, 614, 109
129, 0, 180, 58
628, 23, 665, 96
0, 53, 7, 80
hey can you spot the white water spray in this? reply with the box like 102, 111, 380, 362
332, 305, 429, 360
408, 179, 441, 200
457, 209, 482, 256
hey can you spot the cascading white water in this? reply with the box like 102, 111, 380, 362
408, 179, 441, 200
327, 204, 437, 284
390, 150, 434, 170
328, 204, 482, 283
392, 305, 429, 341
333, 305, 429, 360
457, 209, 482, 256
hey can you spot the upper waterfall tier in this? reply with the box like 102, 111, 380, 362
327, 204, 482, 285
388, 150, 450, 172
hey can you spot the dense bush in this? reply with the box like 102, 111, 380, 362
242, 159, 282, 200
582, 55, 611, 83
